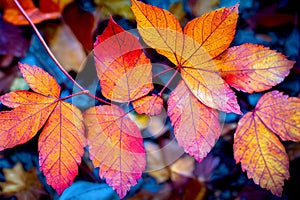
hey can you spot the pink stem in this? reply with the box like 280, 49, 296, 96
158, 68, 179, 96
153, 67, 174, 78
13, 0, 110, 105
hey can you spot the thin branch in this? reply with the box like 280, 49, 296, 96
13, 0, 110, 105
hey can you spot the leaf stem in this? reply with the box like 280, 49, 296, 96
13, 0, 110, 105
158, 68, 179, 96
153, 67, 174, 78
60, 90, 90, 101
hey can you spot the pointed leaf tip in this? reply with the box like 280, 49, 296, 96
234, 90, 300, 196
84, 105, 146, 198
168, 81, 221, 162
19, 63, 61, 98
217, 44, 294, 93
94, 17, 153, 102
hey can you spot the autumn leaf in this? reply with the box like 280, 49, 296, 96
95, 0, 134, 20
216, 44, 295, 93
39, 101, 85, 195
47, 23, 87, 72
94, 17, 153, 102
40, 0, 73, 12
1, 0, 61, 25
84, 105, 146, 199
132, 95, 163, 116
234, 91, 300, 196
62, 2, 95, 51
0, 63, 86, 195
131, 0, 241, 114
0, 92, 57, 150
145, 140, 196, 184
167, 81, 221, 162
0, 162, 47, 200
19, 63, 61, 98
254, 91, 300, 141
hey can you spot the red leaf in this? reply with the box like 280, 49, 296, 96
94, 17, 153, 102
84, 105, 146, 198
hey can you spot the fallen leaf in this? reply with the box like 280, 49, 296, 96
0, 162, 47, 200
131, 0, 241, 114
94, 17, 153, 102
216, 44, 295, 93
145, 139, 195, 184
62, 2, 95, 51
47, 23, 87, 72
170, 155, 195, 178
144, 142, 170, 183
0, 63, 86, 195
167, 81, 221, 162
95, 0, 134, 20
132, 95, 163, 116
40, 0, 73, 13
1, 0, 61, 25
129, 110, 169, 138
234, 91, 300, 196
84, 105, 146, 199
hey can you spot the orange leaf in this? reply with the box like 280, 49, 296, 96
94, 17, 153, 102
0, 90, 53, 108
216, 44, 295, 93
167, 81, 220, 162
234, 112, 289, 197
0, 98, 57, 151
130, 0, 183, 65
255, 91, 300, 141
1, 0, 61, 25
131, 0, 241, 114
84, 105, 145, 198
132, 95, 163, 116
39, 101, 85, 195
234, 90, 300, 196
0, 63, 86, 195
62, 2, 95, 51
183, 4, 238, 58
19, 63, 61, 98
